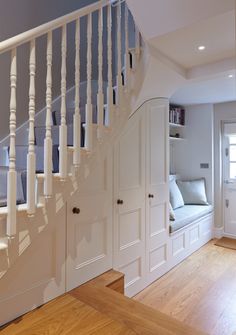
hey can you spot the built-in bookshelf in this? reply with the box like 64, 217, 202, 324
169, 104, 185, 126
169, 104, 185, 141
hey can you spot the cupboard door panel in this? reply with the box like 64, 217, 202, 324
113, 109, 146, 297
66, 149, 112, 291
146, 99, 170, 285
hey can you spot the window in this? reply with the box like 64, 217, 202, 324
228, 136, 236, 179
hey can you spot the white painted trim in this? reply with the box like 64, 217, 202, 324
187, 57, 236, 80
148, 44, 187, 79
214, 226, 224, 239
223, 232, 236, 239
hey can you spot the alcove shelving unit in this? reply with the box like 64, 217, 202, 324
169, 104, 185, 142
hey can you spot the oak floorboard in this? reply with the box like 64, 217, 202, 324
0, 294, 135, 335
134, 240, 236, 335
0, 268, 207, 335
71, 283, 206, 335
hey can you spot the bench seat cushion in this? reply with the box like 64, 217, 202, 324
170, 205, 213, 233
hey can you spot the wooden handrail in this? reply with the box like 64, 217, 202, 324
0, 0, 109, 55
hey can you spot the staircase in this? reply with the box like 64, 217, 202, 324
0, 0, 142, 248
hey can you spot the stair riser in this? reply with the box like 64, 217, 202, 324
0, 168, 26, 207
35, 125, 74, 147
6, 146, 59, 174
52, 106, 97, 126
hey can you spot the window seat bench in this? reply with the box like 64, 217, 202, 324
170, 204, 213, 233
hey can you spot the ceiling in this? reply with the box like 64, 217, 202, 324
171, 70, 236, 105
127, 0, 235, 40
127, 0, 236, 105
150, 11, 235, 69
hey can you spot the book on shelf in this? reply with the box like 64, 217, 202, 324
169, 105, 185, 125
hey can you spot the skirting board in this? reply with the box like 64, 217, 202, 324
222, 232, 236, 240
214, 227, 224, 239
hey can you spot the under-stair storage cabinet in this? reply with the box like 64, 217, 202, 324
113, 98, 169, 297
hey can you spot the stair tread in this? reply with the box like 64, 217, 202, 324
36, 172, 73, 180
0, 270, 206, 335
86, 269, 124, 288
0, 202, 44, 216
0, 240, 8, 250
0, 294, 135, 335
71, 284, 207, 335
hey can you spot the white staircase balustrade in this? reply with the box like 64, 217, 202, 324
0, 0, 141, 241
7, 48, 17, 237
44, 31, 53, 197
27, 39, 36, 215
59, 24, 68, 179
124, 5, 130, 90
85, 13, 93, 152
135, 24, 141, 60
106, 4, 113, 127
116, 1, 122, 106
97, 7, 104, 140
73, 18, 81, 167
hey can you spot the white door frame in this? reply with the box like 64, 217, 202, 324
222, 121, 236, 238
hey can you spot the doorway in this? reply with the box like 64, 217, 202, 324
223, 122, 236, 237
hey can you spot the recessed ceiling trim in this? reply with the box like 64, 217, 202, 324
187, 57, 236, 80
148, 44, 187, 79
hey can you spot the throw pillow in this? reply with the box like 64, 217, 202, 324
169, 179, 184, 209
177, 179, 208, 205
169, 202, 175, 221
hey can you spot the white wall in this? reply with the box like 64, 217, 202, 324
171, 104, 214, 204
213, 101, 236, 228
0, 180, 66, 325
131, 50, 186, 113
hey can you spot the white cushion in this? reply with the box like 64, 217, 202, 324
169, 202, 175, 221
169, 174, 176, 182
169, 179, 184, 209
177, 179, 208, 205
170, 204, 213, 233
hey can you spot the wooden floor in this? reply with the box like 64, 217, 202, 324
0, 270, 206, 335
135, 239, 236, 335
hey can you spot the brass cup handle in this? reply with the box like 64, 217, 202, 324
148, 194, 154, 198
117, 199, 124, 205
72, 207, 80, 214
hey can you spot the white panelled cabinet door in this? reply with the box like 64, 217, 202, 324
113, 108, 146, 297
145, 99, 170, 285
113, 98, 169, 296
66, 148, 113, 291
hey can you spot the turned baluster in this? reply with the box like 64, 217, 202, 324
73, 18, 81, 167
27, 39, 36, 215
135, 24, 141, 60
7, 48, 17, 236
116, 1, 122, 106
85, 13, 93, 151
124, 4, 130, 90
97, 7, 104, 140
59, 24, 67, 179
44, 31, 53, 197
106, 4, 113, 126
